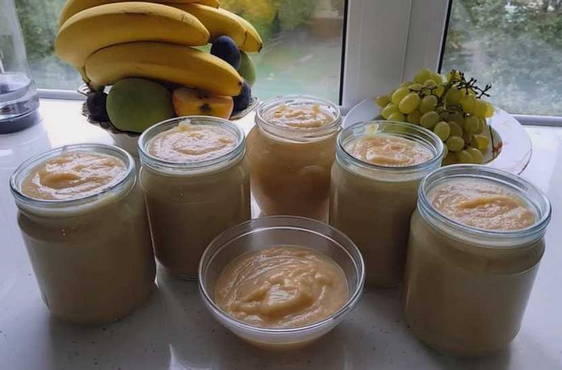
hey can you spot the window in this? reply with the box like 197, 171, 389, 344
441, 0, 562, 117
15, 0, 345, 102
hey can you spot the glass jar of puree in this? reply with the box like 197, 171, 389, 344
329, 121, 444, 287
404, 165, 551, 356
138, 116, 250, 279
247, 95, 342, 220
9, 144, 156, 324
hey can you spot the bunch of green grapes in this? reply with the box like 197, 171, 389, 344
375, 68, 495, 165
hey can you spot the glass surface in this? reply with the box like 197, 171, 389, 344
442, 0, 562, 116
16, 0, 345, 101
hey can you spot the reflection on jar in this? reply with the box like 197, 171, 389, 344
404, 165, 551, 356
246, 95, 341, 220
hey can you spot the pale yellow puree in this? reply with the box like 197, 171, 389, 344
215, 246, 348, 328
430, 179, 536, 230
147, 121, 236, 162
21, 152, 126, 200
345, 134, 433, 167
264, 103, 335, 129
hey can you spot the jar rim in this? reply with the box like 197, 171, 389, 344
418, 164, 552, 245
255, 95, 342, 141
138, 116, 246, 173
336, 121, 445, 173
9, 143, 135, 207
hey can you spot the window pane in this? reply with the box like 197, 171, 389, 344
441, 0, 562, 116
16, 0, 345, 102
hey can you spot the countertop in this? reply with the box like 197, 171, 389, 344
0, 100, 561, 370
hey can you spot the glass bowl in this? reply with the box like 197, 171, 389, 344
198, 216, 365, 349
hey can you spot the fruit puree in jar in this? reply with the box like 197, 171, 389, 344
345, 134, 433, 167
214, 246, 348, 328
330, 125, 440, 287
247, 97, 340, 221
147, 121, 237, 162
21, 152, 126, 200
140, 118, 250, 279
430, 179, 536, 230
264, 103, 335, 129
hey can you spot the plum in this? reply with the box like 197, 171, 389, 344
211, 36, 241, 70
86, 91, 110, 122
233, 81, 251, 112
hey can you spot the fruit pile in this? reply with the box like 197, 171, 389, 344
55, 0, 261, 133
376, 69, 495, 165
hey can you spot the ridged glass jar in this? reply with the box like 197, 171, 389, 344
404, 165, 551, 356
246, 95, 342, 220
329, 121, 444, 287
10, 144, 155, 324
138, 116, 250, 279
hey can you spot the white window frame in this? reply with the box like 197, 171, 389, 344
36, 0, 562, 125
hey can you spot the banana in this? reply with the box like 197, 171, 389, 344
227, 10, 263, 52
172, 4, 262, 52
84, 42, 243, 96
56, 2, 209, 68
58, 0, 220, 26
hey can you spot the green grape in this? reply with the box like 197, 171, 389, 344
473, 134, 490, 150
433, 121, 451, 141
408, 83, 423, 91
446, 70, 462, 82
381, 103, 398, 119
477, 118, 488, 134
400, 81, 412, 88
442, 143, 449, 158
443, 152, 458, 165
434, 85, 445, 97
423, 79, 437, 89
449, 121, 463, 137
414, 68, 433, 84
457, 150, 474, 163
391, 87, 410, 105
420, 111, 440, 129
464, 115, 479, 134
484, 101, 495, 118
387, 111, 406, 122
474, 99, 488, 118
407, 110, 422, 124
399, 93, 421, 114
446, 111, 464, 126
446, 136, 465, 152
419, 95, 438, 114
467, 148, 484, 164
445, 87, 463, 105
376, 95, 391, 107
460, 95, 476, 114
430, 72, 444, 85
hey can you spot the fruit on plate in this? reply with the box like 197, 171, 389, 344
171, 3, 250, 50
106, 78, 175, 133
58, 0, 221, 26
84, 42, 243, 96
55, 2, 209, 67
211, 36, 241, 69
238, 51, 256, 87
233, 81, 251, 112
376, 68, 495, 165
172, 87, 234, 119
86, 91, 110, 122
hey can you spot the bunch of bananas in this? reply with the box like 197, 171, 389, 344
55, 0, 263, 97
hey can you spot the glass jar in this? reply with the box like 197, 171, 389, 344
9, 144, 155, 324
404, 165, 551, 356
329, 121, 444, 287
138, 116, 250, 279
247, 95, 341, 220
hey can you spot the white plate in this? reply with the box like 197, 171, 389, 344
344, 98, 532, 174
